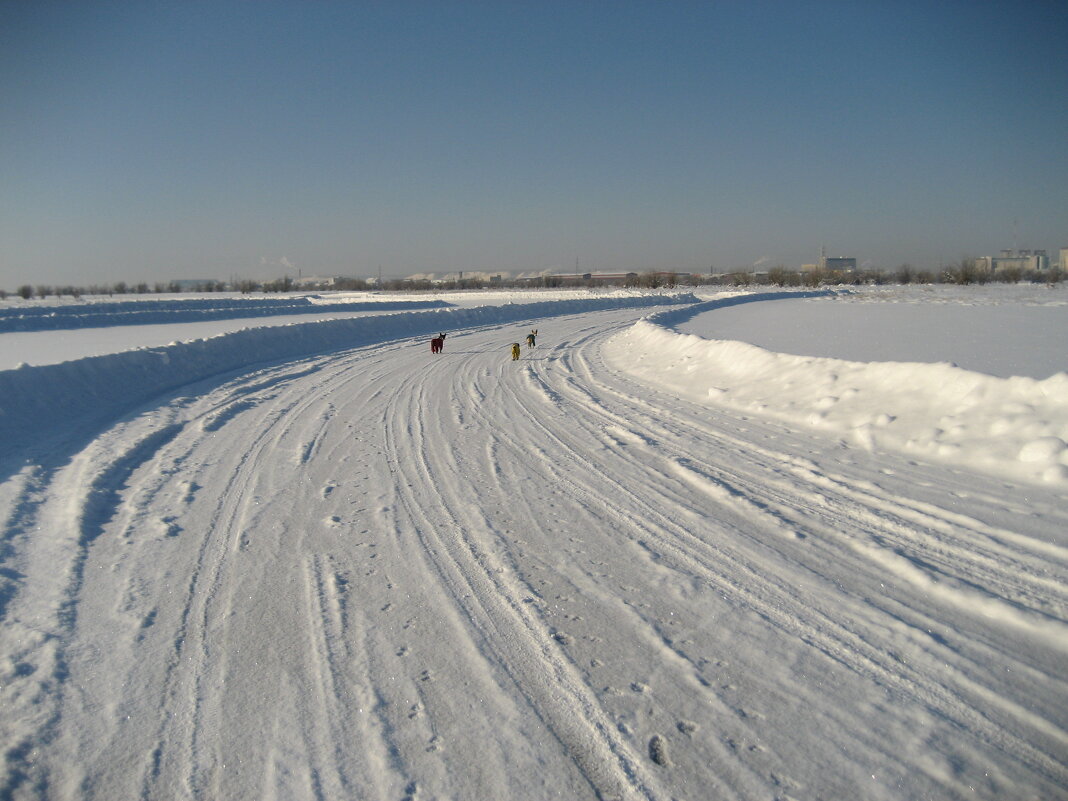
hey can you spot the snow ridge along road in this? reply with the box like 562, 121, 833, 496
1, 299, 1066, 799
0, 296, 450, 333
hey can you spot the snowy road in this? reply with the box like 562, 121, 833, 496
2, 306, 1067, 800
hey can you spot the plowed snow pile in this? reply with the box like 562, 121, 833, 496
609, 289, 1068, 486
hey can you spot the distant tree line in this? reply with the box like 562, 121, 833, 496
751, 259, 1063, 288
3, 259, 1063, 300
4, 280, 230, 300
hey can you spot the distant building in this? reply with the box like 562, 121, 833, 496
820, 256, 857, 272
1060, 247, 1068, 271
976, 249, 1049, 273
517, 272, 641, 284
294, 276, 338, 288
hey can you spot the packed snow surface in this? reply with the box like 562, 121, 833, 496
1, 287, 1066, 800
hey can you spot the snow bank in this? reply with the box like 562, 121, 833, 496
609, 294, 1068, 487
326, 287, 681, 307
0, 293, 695, 459
0, 296, 449, 333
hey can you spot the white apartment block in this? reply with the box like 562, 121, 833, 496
976, 249, 1050, 273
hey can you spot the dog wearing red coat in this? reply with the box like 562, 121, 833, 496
430, 333, 446, 354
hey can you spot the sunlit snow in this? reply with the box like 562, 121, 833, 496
1, 286, 1065, 800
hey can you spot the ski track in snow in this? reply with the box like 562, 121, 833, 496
1, 307, 1067, 800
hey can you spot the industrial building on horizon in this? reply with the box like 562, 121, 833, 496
975, 249, 1051, 274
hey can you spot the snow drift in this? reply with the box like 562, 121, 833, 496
609, 294, 1068, 487
0, 293, 695, 461
0, 296, 450, 333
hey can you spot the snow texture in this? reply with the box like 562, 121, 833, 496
1, 287, 1066, 801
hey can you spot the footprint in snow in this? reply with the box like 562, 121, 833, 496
180, 481, 200, 504
159, 515, 181, 537
649, 734, 670, 766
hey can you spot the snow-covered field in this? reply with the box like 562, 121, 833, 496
677, 284, 1068, 380
1, 286, 1066, 800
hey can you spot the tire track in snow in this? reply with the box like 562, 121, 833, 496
4, 308, 1065, 800
489, 331, 820, 797
0, 354, 371, 799
429, 313, 1067, 796
0, 410, 189, 799
449, 314, 1064, 796
584, 318, 1066, 623
128, 353, 391, 800
535, 318, 1068, 792
294, 553, 389, 801
380, 333, 672, 801
470, 425, 778, 800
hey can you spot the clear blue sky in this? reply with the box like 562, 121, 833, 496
2, 0, 1066, 286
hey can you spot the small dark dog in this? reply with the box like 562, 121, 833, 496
430, 333, 446, 354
